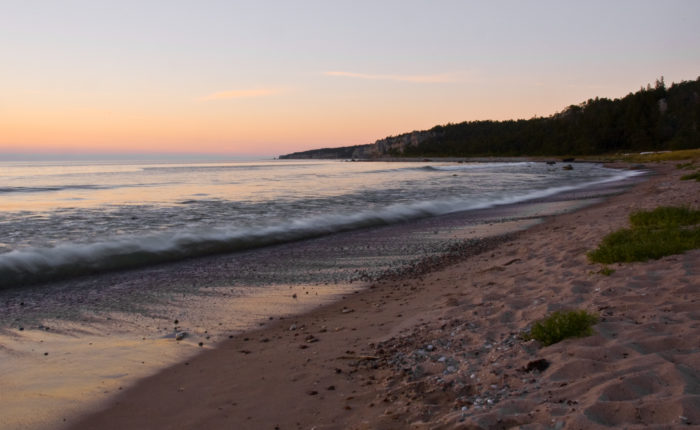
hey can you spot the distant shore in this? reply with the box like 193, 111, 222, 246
66, 161, 699, 429
290, 156, 594, 163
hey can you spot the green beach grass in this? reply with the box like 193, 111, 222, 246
676, 161, 696, 170
525, 310, 599, 346
613, 148, 700, 163
588, 206, 700, 264
680, 171, 700, 181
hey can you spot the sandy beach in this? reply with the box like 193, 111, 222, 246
61, 161, 699, 429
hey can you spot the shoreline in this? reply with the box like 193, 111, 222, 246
287, 156, 613, 163
0, 160, 634, 292
1, 163, 641, 430
66, 161, 699, 429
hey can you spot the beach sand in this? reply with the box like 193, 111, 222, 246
66, 162, 699, 429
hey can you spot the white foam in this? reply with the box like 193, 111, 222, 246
0, 167, 643, 288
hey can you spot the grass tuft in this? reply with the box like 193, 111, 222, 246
589, 206, 700, 264
676, 162, 696, 170
525, 310, 598, 346
681, 171, 700, 182
629, 206, 700, 228
615, 148, 700, 163
598, 266, 615, 276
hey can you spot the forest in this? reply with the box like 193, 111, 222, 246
280, 77, 700, 159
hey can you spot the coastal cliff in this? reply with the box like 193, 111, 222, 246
278, 129, 441, 160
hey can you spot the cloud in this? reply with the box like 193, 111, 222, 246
324, 70, 460, 83
200, 88, 281, 101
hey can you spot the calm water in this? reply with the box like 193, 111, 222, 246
0, 159, 639, 288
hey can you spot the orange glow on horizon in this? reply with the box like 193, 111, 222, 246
0, 76, 673, 156
1, 99, 489, 155
1, 2, 697, 157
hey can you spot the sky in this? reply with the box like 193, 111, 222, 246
1, 0, 699, 158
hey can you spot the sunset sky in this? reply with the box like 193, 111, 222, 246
1, 0, 699, 158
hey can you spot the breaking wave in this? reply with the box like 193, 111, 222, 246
419, 162, 532, 171
0, 168, 642, 289
0, 185, 109, 193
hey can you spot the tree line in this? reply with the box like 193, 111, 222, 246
402, 77, 699, 157
281, 77, 699, 159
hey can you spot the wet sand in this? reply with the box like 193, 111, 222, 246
0, 282, 361, 430
61, 161, 700, 429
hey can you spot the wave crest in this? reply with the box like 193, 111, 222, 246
0, 168, 642, 289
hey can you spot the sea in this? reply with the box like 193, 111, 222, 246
0, 159, 640, 290
0, 158, 645, 429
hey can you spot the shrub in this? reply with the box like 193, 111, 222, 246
526, 310, 598, 346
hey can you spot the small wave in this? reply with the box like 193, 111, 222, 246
0, 168, 643, 289
355, 162, 533, 175
418, 162, 533, 172
0, 182, 175, 194
141, 162, 308, 173
0, 185, 110, 194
